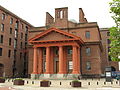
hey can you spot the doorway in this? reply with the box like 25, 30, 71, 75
0, 64, 4, 77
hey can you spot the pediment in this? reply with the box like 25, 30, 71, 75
29, 28, 84, 43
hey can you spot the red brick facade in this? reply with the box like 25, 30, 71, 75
28, 7, 119, 78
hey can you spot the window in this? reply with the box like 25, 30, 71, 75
15, 21, 19, 29
20, 42, 22, 49
20, 53, 22, 59
14, 29, 18, 38
21, 33, 23, 39
107, 39, 111, 44
2, 13, 5, 20
55, 49, 58, 55
14, 39, 17, 48
21, 24, 24, 29
86, 61, 91, 70
86, 47, 91, 56
9, 38, 11, 46
108, 47, 111, 52
0, 48, 2, 56
10, 18, 13, 24
0, 35, 3, 43
107, 32, 110, 36
44, 62, 46, 70
25, 34, 27, 41
68, 48, 72, 55
108, 55, 111, 61
10, 28, 12, 34
69, 61, 73, 69
14, 50, 17, 59
25, 26, 28, 33
8, 50, 11, 57
85, 31, 90, 39
1, 24, 4, 32
43, 49, 46, 55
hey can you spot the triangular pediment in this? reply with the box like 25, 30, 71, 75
29, 28, 84, 44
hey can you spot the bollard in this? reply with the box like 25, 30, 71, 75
97, 82, 98, 85
50, 81, 51, 85
32, 81, 34, 84
70, 82, 71, 85
116, 81, 118, 84
88, 82, 90, 85
60, 82, 61, 85
27, 81, 28, 84
104, 82, 106, 85
111, 81, 113, 84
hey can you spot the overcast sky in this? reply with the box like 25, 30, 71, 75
0, 0, 114, 28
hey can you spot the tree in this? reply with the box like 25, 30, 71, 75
109, 0, 120, 61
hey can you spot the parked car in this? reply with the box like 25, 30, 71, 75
116, 75, 120, 80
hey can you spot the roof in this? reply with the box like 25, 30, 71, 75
0, 5, 33, 27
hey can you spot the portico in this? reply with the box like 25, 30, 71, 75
29, 28, 84, 79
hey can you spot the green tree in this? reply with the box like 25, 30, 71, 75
109, 0, 120, 61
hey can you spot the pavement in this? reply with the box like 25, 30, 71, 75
0, 78, 120, 90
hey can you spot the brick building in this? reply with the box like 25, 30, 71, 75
0, 6, 33, 77
28, 7, 119, 79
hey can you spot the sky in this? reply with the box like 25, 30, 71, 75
0, 0, 115, 28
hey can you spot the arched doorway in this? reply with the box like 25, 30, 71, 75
111, 66, 116, 71
0, 63, 4, 77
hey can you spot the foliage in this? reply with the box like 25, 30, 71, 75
109, 0, 120, 61
14, 78, 23, 80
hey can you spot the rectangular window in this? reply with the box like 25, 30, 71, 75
8, 50, 11, 57
14, 39, 17, 48
0, 35, 3, 43
15, 30, 18, 38
10, 18, 13, 24
25, 26, 28, 33
107, 32, 110, 36
85, 31, 90, 39
10, 28, 12, 34
69, 61, 73, 69
1, 24, 4, 32
25, 34, 27, 41
68, 48, 72, 55
2, 13, 5, 20
86, 61, 91, 70
21, 33, 23, 39
20, 42, 22, 49
44, 62, 46, 70
107, 39, 111, 44
9, 38, 11, 46
0, 48, 2, 56
15, 21, 19, 29
14, 50, 17, 59
86, 47, 91, 56
20, 53, 22, 59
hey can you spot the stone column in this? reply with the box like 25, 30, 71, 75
72, 46, 80, 74
58, 46, 64, 74
32, 47, 38, 74
38, 48, 43, 74
45, 47, 51, 74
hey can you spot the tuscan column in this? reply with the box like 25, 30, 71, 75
32, 47, 38, 74
50, 47, 54, 74
78, 47, 81, 74
72, 45, 80, 74
58, 46, 64, 74
38, 47, 43, 74
45, 47, 51, 74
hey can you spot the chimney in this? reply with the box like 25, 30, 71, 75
79, 8, 87, 23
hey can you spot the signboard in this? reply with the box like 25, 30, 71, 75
106, 72, 111, 77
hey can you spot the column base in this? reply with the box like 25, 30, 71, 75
31, 74, 39, 79
72, 71, 80, 74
